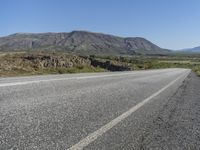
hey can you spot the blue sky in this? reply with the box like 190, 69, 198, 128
1, 0, 200, 49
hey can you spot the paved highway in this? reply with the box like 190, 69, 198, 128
1, 68, 197, 149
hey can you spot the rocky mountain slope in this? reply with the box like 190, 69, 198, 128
0, 31, 170, 55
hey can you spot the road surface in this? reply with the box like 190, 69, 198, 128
1, 68, 199, 149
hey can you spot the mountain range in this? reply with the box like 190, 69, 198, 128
0, 31, 170, 55
181, 46, 200, 53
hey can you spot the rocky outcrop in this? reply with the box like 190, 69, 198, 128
0, 52, 133, 77
90, 58, 131, 71
23, 53, 91, 69
0, 53, 91, 74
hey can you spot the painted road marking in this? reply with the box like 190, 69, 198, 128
67, 70, 190, 150
0, 69, 179, 87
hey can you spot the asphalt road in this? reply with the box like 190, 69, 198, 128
1, 68, 199, 150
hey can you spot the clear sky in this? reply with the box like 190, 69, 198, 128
1, 0, 200, 50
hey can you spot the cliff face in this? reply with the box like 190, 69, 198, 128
0, 31, 170, 55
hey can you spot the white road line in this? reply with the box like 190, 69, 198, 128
0, 70, 174, 87
0, 72, 140, 87
67, 70, 190, 150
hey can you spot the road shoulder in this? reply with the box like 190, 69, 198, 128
142, 72, 200, 149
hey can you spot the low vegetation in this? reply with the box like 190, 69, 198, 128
94, 55, 200, 76
0, 52, 200, 77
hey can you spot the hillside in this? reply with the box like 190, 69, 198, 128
182, 46, 200, 53
0, 31, 170, 55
